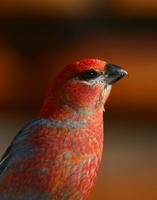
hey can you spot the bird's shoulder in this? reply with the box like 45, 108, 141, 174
0, 117, 61, 175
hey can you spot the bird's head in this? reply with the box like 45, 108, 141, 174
40, 58, 128, 119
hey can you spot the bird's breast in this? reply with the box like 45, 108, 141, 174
26, 117, 104, 199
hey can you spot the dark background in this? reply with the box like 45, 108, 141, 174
0, 1, 157, 199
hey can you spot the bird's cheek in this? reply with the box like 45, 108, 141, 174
63, 84, 101, 109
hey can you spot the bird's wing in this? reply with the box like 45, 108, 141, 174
0, 117, 45, 175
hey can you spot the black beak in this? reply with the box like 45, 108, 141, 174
105, 63, 128, 85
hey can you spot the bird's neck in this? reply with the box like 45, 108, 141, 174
39, 94, 104, 123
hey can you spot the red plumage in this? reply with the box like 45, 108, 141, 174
0, 58, 127, 200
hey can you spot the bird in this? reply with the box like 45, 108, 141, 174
0, 58, 127, 200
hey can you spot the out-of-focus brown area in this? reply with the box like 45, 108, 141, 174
0, 1, 157, 200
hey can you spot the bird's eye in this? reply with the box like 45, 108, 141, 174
78, 69, 100, 80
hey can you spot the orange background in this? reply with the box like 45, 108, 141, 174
0, 1, 157, 199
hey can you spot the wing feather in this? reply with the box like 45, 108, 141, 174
0, 117, 43, 175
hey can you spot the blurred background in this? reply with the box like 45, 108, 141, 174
0, 0, 157, 199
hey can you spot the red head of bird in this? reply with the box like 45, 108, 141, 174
40, 58, 127, 120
